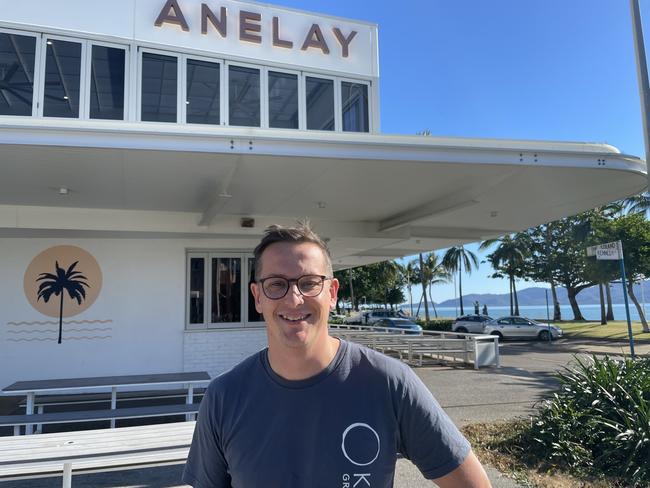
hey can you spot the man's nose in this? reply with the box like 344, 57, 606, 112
285, 282, 305, 302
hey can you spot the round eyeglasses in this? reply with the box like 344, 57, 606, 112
258, 274, 332, 300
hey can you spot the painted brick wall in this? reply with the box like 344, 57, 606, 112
183, 328, 268, 378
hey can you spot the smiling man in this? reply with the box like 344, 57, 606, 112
183, 223, 492, 488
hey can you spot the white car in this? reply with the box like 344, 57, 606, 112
452, 314, 494, 334
483, 316, 563, 341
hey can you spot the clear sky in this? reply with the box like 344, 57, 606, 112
271, 0, 649, 302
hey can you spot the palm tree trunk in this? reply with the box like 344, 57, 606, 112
627, 281, 650, 332
605, 283, 614, 320
458, 261, 464, 315
599, 283, 607, 325
509, 277, 513, 315
348, 269, 355, 311
419, 254, 430, 324
513, 278, 520, 315
551, 281, 561, 321
58, 293, 64, 344
428, 285, 438, 318
409, 284, 413, 317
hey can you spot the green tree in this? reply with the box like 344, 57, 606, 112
480, 233, 528, 315
422, 253, 451, 318
590, 213, 650, 332
441, 245, 479, 316
37, 261, 90, 344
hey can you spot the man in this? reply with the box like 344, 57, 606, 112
183, 223, 492, 488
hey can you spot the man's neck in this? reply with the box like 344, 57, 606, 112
268, 336, 340, 381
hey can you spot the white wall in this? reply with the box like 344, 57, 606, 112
0, 237, 267, 388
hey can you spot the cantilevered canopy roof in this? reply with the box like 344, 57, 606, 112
0, 120, 646, 269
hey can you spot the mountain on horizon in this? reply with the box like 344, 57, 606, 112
435, 281, 650, 307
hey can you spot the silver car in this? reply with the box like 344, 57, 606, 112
483, 316, 563, 341
452, 314, 494, 334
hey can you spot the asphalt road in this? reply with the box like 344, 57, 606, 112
5, 339, 630, 488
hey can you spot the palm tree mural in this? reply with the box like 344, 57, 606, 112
36, 261, 90, 344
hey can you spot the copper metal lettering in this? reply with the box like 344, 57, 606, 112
154, 0, 189, 32
239, 10, 262, 44
332, 28, 357, 58
301, 24, 330, 54
272, 16, 293, 48
201, 4, 227, 37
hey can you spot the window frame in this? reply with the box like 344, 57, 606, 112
265, 65, 302, 130
303, 71, 339, 132
137, 46, 181, 123
84, 40, 130, 121
225, 60, 262, 128
0, 27, 41, 117
338, 76, 371, 133
181, 53, 225, 126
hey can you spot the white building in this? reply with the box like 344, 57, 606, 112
0, 0, 646, 387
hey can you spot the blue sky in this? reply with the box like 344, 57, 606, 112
272, 0, 649, 302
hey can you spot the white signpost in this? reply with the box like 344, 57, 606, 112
586, 241, 636, 358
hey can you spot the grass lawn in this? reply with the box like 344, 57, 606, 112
558, 320, 650, 344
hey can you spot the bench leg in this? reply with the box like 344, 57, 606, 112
110, 387, 117, 429
26, 392, 34, 435
36, 405, 44, 434
186, 384, 194, 421
62, 462, 72, 488
14, 425, 20, 436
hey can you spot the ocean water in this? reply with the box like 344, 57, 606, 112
401, 303, 648, 322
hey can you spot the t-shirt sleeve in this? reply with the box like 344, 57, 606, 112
396, 369, 471, 480
182, 384, 232, 488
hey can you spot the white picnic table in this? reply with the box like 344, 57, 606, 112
0, 421, 196, 487
2, 371, 210, 434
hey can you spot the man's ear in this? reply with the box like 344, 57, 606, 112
250, 282, 263, 314
328, 278, 339, 309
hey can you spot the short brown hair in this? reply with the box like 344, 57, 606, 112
253, 222, 332, 280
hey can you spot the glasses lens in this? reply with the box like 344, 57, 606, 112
263, 277, 289, 299
297, 275, 324, 297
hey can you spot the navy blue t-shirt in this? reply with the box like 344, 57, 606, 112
183, 339, 470, 488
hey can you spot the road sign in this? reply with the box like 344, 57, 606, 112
592, 241, 623, 260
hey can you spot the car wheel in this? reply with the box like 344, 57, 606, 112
490, 331, 503, 340
455, 327, 468, 333
539, 330, 551, 341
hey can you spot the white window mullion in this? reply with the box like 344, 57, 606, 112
35, 35, 47, 117
298, 71, 306, 131
333, 77, 342, 132
80, 41, 91, 120
178, 54, 186, 124
260, 66, 269, 129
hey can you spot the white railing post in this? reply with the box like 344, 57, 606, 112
186, 383, 194, 421
110, 387, 117, 429
472, 337, 478, 370
62, 462, 72, 488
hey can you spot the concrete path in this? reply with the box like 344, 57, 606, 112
4, 337, 643, 488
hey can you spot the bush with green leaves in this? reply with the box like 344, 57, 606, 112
417, 319, 453, 331
528, 355, 650, 486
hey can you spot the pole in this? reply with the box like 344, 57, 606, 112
630, 0, 650, 189
618, 241, 636, 358
545, 289, 552, 343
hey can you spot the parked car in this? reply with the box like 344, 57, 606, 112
373, 318, 423, 335
483, 316, 563, 341
342, 309, 408, 325
452, 314, 494, 334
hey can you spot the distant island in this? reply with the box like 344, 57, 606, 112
434, 281, 650, 307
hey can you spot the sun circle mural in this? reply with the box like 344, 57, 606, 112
24, 245, 103, 318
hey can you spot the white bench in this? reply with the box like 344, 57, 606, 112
0, 421, 196, 487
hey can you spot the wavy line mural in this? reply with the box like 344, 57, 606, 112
7, 336, 112, 342
8, 319, 113, 326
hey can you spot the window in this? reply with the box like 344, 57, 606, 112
44, 39, 82, 118
228, 65, 259, 127
306, 76, 334, 130
141, 52, 177, 122
0, 32, 36, 116
268, 70, 298, 129
187, 253, 261, 329
186, 58, 220, 124
341, 81, 369, 132
90, 45, 125, 120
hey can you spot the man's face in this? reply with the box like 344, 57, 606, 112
250, 241, 339, 352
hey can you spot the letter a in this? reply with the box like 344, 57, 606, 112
301, 24, 330, 54
155, 0, 189, 32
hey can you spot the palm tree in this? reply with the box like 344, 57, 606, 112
398, 260, 418, 317
418, 253, 430, 324
37, 261, 89, 344
423, 253, 451, 318
441, 245, 479, 315
623, 191, 649, 215
480, 234, 527, 315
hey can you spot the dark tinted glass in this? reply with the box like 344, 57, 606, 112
306, 76, 334, 130
211, 258, 241, 323
141, 52, 177, 122
90, 45, 125, 120
0, 33, 36, 116
43, 39, 81, 118
268, 71, 298, 129
229, 65, 259, 127
248, 258, 263, 322
187, 59, 220, 124
341, 81, 369, 132
189, 257, 205, 324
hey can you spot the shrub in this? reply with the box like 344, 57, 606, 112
527, 355, 650, 487
417, 319, 453, 331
